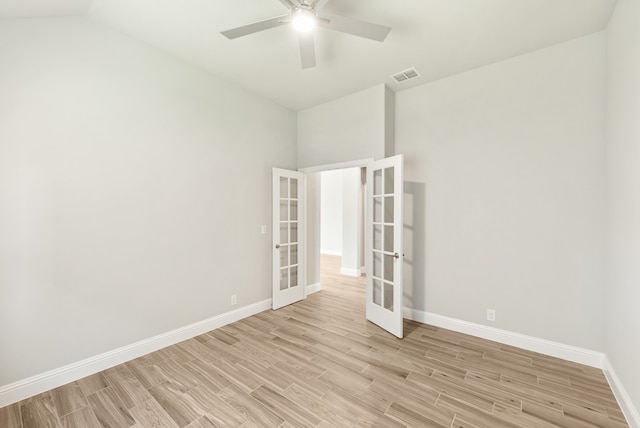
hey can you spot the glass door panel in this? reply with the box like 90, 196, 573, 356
272, 169, 305, 309
365, 155, 404, 338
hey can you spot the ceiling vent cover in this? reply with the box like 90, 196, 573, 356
391, 67, 421, 83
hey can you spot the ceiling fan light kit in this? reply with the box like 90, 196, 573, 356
220, 0, 391, 69
291, 8, 317, 33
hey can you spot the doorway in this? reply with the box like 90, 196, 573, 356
319, 167, 366, 281
292, 155, 404, 338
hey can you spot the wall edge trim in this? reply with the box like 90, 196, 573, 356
320, 250, 342, 257
603, 356, 640, 428
0, 298, 272, 408
403, 307, 604, 367
340, 267, 362, 277
306, 282, 322, 295
403, 308, 640, 425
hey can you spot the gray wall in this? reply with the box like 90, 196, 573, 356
0, 18, 297, 386
396, 33, 607, 350
341, 168, 363, 276
320, 170, 343, 255
605, 0, 640, 411
304, 172, 321, 287
297, 84, 387, 168
297, 33, 608, 353
319, 168, 363, 276
298, 84, 392, 288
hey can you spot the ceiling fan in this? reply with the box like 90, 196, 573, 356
220, 0, 391, 69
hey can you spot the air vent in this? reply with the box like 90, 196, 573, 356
391, 67, 421, 84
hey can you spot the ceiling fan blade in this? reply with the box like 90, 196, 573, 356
318, 13, 391, 42
278, 0, 298, 9
221, 14, 290, 39
298, 32, 316, 69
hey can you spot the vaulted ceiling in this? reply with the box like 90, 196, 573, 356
1, 0, 618, 110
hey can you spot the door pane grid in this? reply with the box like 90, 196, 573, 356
278, 177, 300, 291
282, 178, 291, 291
273, 169, 304, 309
371, 166, 395, 312
290, 177, 298, 288
365, 156, 403, 337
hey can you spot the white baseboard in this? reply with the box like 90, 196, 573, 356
603, 356, 640, 428
306, 282, 322, 295
0, 298, 272, 408
360, 266, 366, 274
3, 297, 636, 428
404, 308, 640, 427
403, 307, 604, 368
320, 250, 342, 256
340, 267, 362, 277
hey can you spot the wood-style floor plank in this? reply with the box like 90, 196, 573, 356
0, 402, 22, 428
86, 386, 135, 427
1, 254, 628, 427
217, 384, 283, 427
60, 406, 102, 428
128, 398, 179, 428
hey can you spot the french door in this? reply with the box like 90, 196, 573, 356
365, 155, 404, 338
272, 168, 305, 310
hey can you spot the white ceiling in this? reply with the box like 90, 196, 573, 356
1, 0, 618, 110
0, 0, 91, 17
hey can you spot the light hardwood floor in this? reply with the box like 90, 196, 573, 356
0, 255, 628, 427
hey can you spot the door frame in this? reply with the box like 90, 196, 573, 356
298, 158, 374, 297
298, 158, 375, 174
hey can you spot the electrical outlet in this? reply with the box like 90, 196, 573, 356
486, 308, 496, 322
261, 225, 267, 234
231, 294, 237, 306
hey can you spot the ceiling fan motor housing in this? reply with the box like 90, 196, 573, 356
291, 6, 317, 32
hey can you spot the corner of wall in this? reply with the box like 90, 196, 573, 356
603, 356, 640, 428
384, 85, 396, 157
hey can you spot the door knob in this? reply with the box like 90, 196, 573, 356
275, 244, 281, 249
394, 253, 400, 259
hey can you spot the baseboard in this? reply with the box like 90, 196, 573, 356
306, 282, 322, 295
0, 298, 272, 408
360, 266, 366, 274
320, 250, 342, 256
340, 267, 362, 277
603, 356, 640, 428
3, 298, 632, 424
403, 307, 604, 368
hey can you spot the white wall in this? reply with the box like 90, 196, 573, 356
305, 172, 321, 287
605, 0, 640, 412
0, 17, 296, 386
320, 170, 343, 255
396, 33, 607, 350
299, 84, 393, 282
319, 168, 363, 276
341, 168, 363, 277
297, 85, 387, 169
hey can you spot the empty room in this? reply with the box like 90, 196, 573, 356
1, 0, 639, 426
